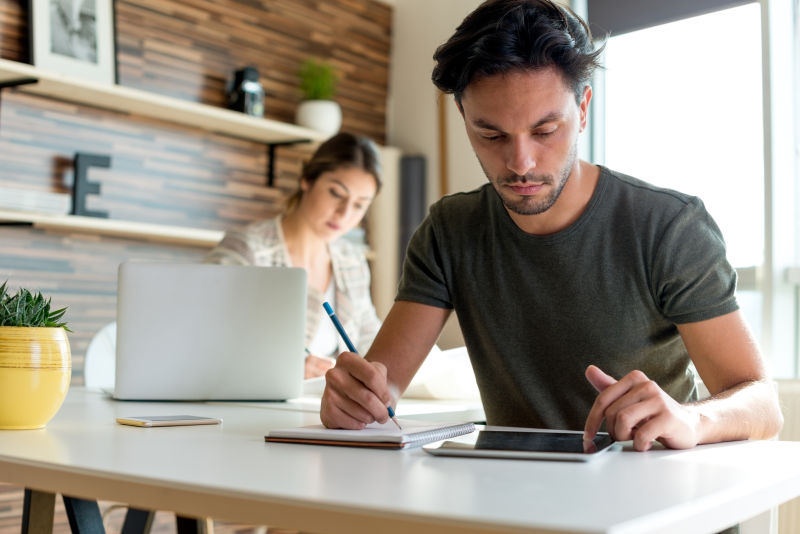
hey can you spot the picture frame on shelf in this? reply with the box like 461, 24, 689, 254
29, 0, 116, 85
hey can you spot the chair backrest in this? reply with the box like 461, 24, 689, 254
83, 322, 117, 391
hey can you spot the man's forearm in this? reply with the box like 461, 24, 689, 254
693, 379, 784, 444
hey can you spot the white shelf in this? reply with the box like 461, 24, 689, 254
0, 58, 327, 145
0, 60, 327, 247
0, 209, 223, 248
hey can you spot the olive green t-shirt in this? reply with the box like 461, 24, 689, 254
397, 166, 738, 430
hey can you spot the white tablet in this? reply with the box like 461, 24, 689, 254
422, 426, 620, 462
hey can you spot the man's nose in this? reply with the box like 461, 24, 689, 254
506, 137, 536, 177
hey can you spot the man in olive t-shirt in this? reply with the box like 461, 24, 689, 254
396, 167, 738, 431
320, 0, 782, 452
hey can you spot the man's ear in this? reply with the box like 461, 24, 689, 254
579, 85, 592, 133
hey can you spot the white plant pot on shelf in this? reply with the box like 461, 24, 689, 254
295, 100, 342, 137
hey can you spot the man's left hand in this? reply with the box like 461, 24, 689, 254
583, 365, 701, 451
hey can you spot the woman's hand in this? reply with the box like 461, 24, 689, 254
304, 353, 335, 379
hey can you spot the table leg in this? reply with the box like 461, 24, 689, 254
121, 508, 155, 534
176, 516, 214, 534
21, 489, 55, 534
62, 496, 105, 534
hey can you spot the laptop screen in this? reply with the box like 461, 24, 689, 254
114, 262, 306, 401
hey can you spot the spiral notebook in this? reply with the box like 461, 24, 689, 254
265, 419, 476, 449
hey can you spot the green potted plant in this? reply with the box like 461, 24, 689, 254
295, 58, 342, 136
0, 281, 71, 429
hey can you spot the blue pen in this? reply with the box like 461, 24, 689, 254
323, 301, 402, 430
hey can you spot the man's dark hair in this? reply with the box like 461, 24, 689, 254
432, 0, 605, 105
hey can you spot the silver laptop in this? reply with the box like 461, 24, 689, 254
113, 261, 306, 401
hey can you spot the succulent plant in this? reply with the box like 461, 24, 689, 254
0, 281, 70, 331
298, 58, 339, 101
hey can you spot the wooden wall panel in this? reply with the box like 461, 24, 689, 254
0, 1, 392, 530
113, 0, 390, 144
0, 92, 306, 227
0, 0, 392, 376
0, 1, 26, 61
1, 0, 390, 143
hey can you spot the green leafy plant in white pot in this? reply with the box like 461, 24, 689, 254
295, 58, 342, 136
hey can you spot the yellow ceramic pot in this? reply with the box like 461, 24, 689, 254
0, 326, 71, 429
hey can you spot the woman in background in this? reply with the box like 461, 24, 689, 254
206, 132, 382, 378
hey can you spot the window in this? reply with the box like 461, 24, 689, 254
594, 1, 799, 375
604, 4, 764, 267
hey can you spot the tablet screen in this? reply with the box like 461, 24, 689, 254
474, 430, 613, 454
423, 428, 618, 461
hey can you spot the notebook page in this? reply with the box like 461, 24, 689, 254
266, 419, 475, 444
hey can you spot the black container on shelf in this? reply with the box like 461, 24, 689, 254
227, 66, 265, 118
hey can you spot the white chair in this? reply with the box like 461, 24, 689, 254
83, 322, 116, 391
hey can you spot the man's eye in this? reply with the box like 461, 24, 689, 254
330, 189, 345, 198
535, 129, 557, 137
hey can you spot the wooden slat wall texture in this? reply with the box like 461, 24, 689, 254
0, 92, 303, 228
0, 1, 26, 61
114, 0, 390, 142
2, 0, 390, 142
0, 0, 391, 377
0, 2, 390, 532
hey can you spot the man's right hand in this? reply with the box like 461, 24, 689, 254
320, 351, 394, 429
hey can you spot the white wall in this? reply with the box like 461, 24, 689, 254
386, 0, 483, 202
385, 0, 482, 347
368, 146, 402, 319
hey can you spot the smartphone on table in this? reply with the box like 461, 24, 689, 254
116, 415, 222, 427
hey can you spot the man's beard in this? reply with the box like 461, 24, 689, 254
482, 142, 577, 216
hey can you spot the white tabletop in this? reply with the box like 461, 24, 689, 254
1, 388, 800, 534
228, 395, 487, 422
